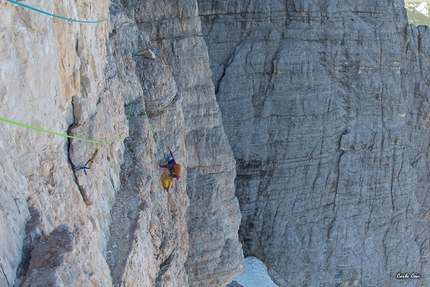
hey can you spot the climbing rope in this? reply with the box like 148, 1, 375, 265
2, 0, 115, 176
6, 0, 107, 24
0, 117, 124, 145
3, 0, 109, 173
0, 116, 124, 175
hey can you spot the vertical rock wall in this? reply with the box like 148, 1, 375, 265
0, 0, 244, 286
0, 0, 126, 286
199, 0, 430, 286
111, 0, 244, 285
105, 3, 190, 285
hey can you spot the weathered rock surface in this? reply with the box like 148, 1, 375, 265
1, 0, 124, 286
112, 0, 245, 285
9, 0, 430, 286
0, 0, 243, 286
199, 0, 430, 286
105, 5, 189, 284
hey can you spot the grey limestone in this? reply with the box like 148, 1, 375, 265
199, 0, 430, 286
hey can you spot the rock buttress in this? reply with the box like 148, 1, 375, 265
106, 4, 189, 284
106, 0, 244, 286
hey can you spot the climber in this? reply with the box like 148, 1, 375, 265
159, 149, 182, 180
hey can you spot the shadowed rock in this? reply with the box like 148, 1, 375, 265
199, 0, 430, 286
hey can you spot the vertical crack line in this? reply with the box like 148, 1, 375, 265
333, 130, 347, 212
382, 227, 390, 272
333, 151, 343, 213
265, 43, 281, 98
390, 150, 396, 213
66, 102, 89, 205
0, 262, 10, 287
68, 144, 88, 204
397, 149, 404, 183
215, 63, 227, 95
379, 87, 385, 129
155, 250, 176, 285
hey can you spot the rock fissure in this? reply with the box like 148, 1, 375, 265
66, 122, 89, 205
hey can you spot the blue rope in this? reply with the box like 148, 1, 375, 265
7, 0, 107, 24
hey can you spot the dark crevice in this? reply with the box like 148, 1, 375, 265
215, 64, 226, 95
155, 251, 175, 287
67, 97, 90, 205
15, 206, 42, 282
107, 109, 148, 285
107, 198, 144, 286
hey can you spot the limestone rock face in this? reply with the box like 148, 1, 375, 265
105, 0, 244, 285
109, 0, 244, 285
0, 0, 243, 286
105, 4, 189, 285
199, 0, 430, 286
1, 0, 125, 286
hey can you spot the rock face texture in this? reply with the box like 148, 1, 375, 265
1, 1, 123, 286
0, 0, 242, 286
108, 0, 244, 285
5, 0, 430, 286
198, 0, 430, 286
105, 5, 190, 285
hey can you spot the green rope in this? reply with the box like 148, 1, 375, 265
0, 116, 124, 145
7, 0, 107, 24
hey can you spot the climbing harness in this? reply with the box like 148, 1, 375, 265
6, 0, 107, 24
